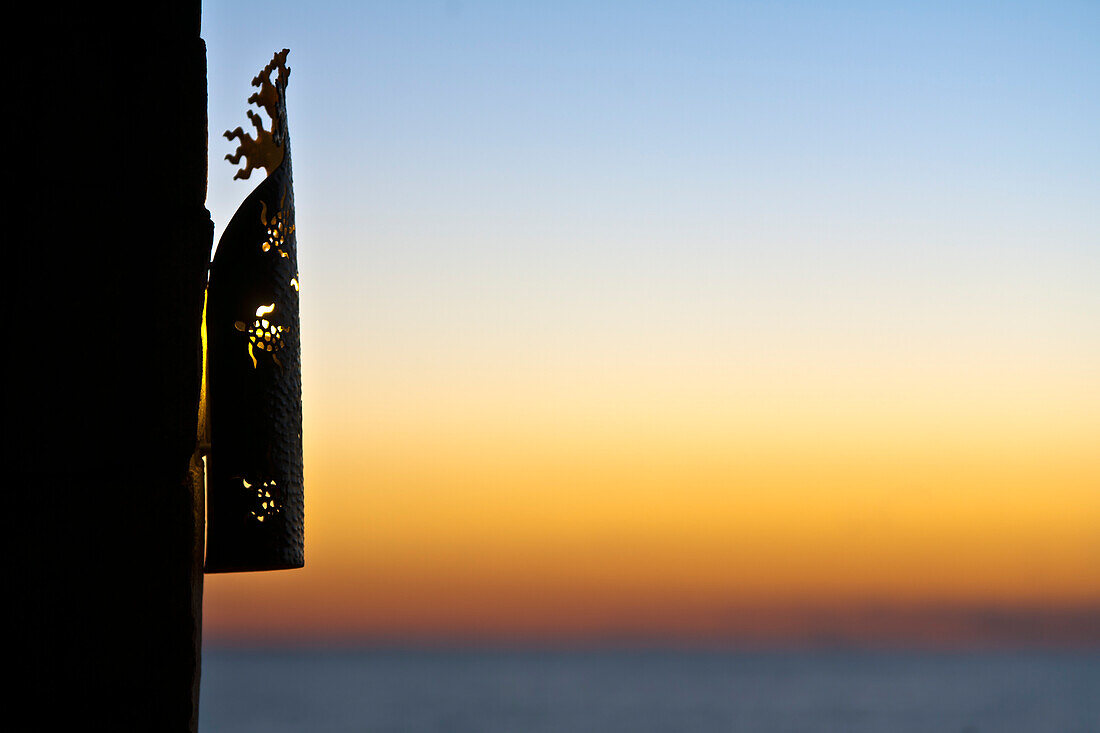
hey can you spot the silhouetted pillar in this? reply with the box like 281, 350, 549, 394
14, 4, 211, 730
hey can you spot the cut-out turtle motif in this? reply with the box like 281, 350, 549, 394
260, 192, 295, 259
240, 477, 282, 522
234, 303, 287, 368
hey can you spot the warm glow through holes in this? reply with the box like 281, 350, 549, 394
242, 477, 282, 522
234, 303, 287, 368
259, 199, 293, 258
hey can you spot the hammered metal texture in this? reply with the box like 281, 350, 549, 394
205, 51, 303, 572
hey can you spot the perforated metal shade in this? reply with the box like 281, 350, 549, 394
205, 50, 303, 573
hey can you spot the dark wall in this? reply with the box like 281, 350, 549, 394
14, 5, 211, 730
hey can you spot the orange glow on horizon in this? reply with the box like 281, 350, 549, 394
205, 356, 1100, 645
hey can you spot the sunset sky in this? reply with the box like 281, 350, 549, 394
200, 0, 1099, 646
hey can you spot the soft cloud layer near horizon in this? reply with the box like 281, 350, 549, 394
201, 1, 1099, 645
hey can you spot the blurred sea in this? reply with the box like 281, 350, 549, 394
200, 647, 1099, 732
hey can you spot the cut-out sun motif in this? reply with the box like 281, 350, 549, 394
224, 49, 290, 181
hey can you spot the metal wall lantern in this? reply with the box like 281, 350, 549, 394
204, 49, 303, 572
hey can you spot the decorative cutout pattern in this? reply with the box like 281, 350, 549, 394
234, 303, 288, 368
241, 477, 282, 522
205, 49, 303, 574
224, 49, 290, 180
260, 196, 294, 258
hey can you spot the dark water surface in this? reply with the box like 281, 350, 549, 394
200, 648, 1099, 732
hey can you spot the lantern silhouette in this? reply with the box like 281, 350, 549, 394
204, 49, 303, 572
